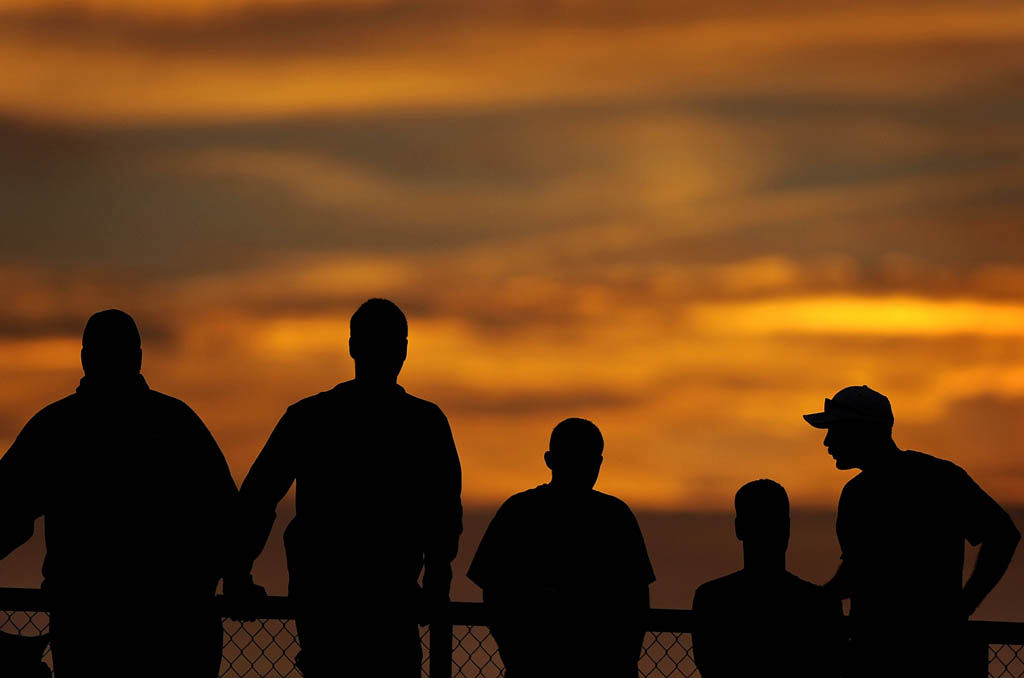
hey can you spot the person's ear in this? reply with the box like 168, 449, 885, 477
734, 516, 746, 542
544, 450, 555, 471
349, 336, 357, 361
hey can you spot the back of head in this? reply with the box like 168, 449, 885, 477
349, 298, 408, 382
735, 479, 790, 548
545, 418, 604, 489
81, 309, 142, 379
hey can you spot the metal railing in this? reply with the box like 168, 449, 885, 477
2, 588, 1023, 677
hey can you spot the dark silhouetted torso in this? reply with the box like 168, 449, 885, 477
468, 484, 654, 677
838, 449, 1016, 675
0, 376, 236, 677
237, 379, 462, 676
239, 380, 462, 601
693, 570, 843, 678
839, 450, 1010, 629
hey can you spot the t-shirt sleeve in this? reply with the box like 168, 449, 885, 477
0, 409, 49, 559
959, 466, 1017, 547
691, 583, 724, 678
619, 504, 656, 586
467, 500, 513, 591
236, 407, 302, 571
422, 407, 463, 592
836, 479, 859, 560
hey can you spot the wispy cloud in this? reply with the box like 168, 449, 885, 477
2, 0, 1024, 509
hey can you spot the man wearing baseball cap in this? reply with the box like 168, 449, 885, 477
805, 385, 1020, 677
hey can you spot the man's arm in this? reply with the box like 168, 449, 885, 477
691, 585, 725, 678
421, 409, 463, 610
961, 470, 1021, 617
622, 508, 655, 659
631, 585, 651, 660
963, 533, 1020, 617
0, 411, 48, 560
181, 405, 242, 587
233, 408, 302, 585
824, 561, 852, 601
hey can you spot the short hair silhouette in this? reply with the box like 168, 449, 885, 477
735, 478, 789, 518
549, 417, 603, 457
544, 418, 604, 491
348, 298, 408, 381
81, 309, 142, 377
734, 479, 789, 547
350, 298, 408, 339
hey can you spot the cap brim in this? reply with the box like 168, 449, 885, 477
803, 412, 839, 428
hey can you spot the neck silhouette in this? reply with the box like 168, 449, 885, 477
856, 438, 903, 472
353, 363, 400, 387
742, 543, 787, 575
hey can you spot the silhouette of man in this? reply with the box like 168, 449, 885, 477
806, 385, 1021, 677
0, 309, 239, 677
692, 479, 844, 678
235, 298, 462, 677
468, 418, 655, 678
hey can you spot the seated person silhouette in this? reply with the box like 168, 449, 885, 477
692, 479, 843, 678
468, 418, 655, 678
235, 298, 462, 677
805, 385, 1021, 677
0, 310, 239, 678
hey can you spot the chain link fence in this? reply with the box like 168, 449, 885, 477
1, 598, 1022, 677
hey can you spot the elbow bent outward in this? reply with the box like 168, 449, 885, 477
962, 520, 1021, 618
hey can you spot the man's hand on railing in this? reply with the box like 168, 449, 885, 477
223, 575, 268, 622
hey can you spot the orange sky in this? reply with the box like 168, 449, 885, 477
2, 0, 1024, 510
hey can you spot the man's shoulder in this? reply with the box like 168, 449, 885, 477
782, 571, 826, 596
288, 382, 445, 416
145, 389, 196, 412
694, 570, 745, 603
501, 485, 548, 509
589, 489, 638, 517
840, 469, 872, 498
902, 449, 962, 473
25, 394, 80, 427
397, 390, 447, 418
284, 383, 351, 415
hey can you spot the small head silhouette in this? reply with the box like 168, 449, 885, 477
734, 479, 790, 554
804, 385, 895, 470
544, 418, 604, 490
81, 309, 142, 379
349, 298, 408, 384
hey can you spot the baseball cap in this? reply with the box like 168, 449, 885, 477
803, 385, 894, 429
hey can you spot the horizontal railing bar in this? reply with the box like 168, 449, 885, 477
2, 587, 1023, 645
0, 587, 50, 613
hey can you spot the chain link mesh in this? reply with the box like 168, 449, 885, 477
992, 645, 1024, 678
2, 608, 1023, 677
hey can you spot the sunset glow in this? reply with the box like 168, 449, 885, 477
2, 0, 1024, 513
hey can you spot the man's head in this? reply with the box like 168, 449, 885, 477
81, 309, 142, 379
349, 298, 408, 383
734, 479, 790, 554
544, 418, 604, 490
804, 385, 895, 470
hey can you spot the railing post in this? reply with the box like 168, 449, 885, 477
429, 605, 453, 678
